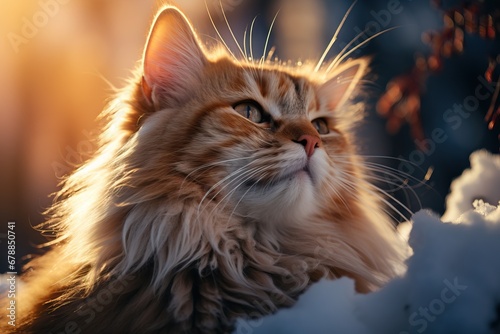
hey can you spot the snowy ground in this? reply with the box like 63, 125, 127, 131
235, 150, 500, 334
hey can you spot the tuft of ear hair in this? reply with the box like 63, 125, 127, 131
319, 58, 369, 112
142, 6, 207, 109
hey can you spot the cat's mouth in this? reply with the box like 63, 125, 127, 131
245, 164, 312, 188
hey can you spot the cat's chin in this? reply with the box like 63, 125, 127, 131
232, 167, 317, 225
229, 150, 334, 225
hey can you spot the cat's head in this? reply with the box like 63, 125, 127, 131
117, 6, 369, 226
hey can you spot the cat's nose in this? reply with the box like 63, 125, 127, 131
295, 134, 320, 158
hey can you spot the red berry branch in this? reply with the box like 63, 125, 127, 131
377, 0, 500, 149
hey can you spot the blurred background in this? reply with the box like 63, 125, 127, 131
0, 0, 498, 272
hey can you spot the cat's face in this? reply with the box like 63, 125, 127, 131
129, 7, 366, 225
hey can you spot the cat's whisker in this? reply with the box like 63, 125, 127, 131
335, 157, 422, 213
322, 179, 352, 214
335, 168, 402, 223
243, 25, 248, 60
239, 138, 276, 150
357, 79, 379, 87
361, 173, 416, 211
361, 172, 409, 192
209, 165, 272, 220
196, 162, 255, 216
178, 156, 253, 194
369, 181, 416, 220
352, 154, 422, 166
197, 164, 265, 218
83, 69, 119, 92
182, 145, 277, 208
227, 173, 268, 223
342, 157, 433, 192
335, 154, 430, 185
314, 0, 358, 72
336, 176, 404, 222
219, 0, 247, 61
266, 46, 276, 62
205, 165, 270, 220
362, 155, 428, 182
337, 170, 403, 224
260, 10, 280, 69
340, 162, 423, 213
327, 26, 401, 73
368, 173, 422, 211
204, 0, 238, 62
249, 15, 258, 62
362, 164, 427, 195
325, 27, 371, 73
211, 165, 265, 203
359, 162, 415, 183
339, 173, 414, 221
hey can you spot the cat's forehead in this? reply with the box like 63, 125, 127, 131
208, 59, 319, 118
256, 68, 319, 119
248, 69, 315, 118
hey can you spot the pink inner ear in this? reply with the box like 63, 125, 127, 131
142, 7, 206, 107
319, 59, 368, 111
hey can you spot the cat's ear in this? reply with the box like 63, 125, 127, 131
318, 58, 368, 112
141, 6, 207, 108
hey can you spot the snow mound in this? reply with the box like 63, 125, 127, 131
442, 149, 500, 222
235, 277, 370, 334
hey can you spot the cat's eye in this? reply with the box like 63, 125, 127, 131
233, 102, 265, 124
312, 118, 329, 134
